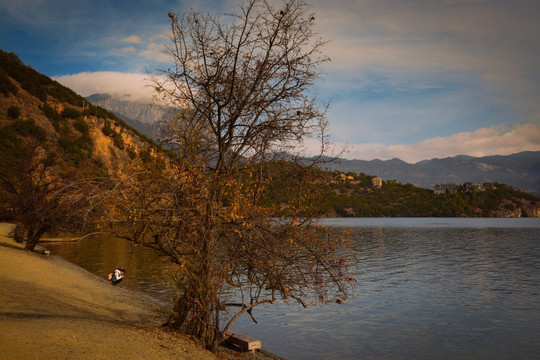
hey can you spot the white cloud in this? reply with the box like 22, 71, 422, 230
54, 72, 158, 103
343, 123, 540, 163
312, 0, 540, 123
139, 42, 169, 62
120, 35, 142, 44
114, 46, 136, 55
150, 32, 170, 41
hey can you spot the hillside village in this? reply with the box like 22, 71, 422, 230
433, 182, 495, 194
321, 172, 539, 217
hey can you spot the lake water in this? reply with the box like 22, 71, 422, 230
46, 218, 540, 359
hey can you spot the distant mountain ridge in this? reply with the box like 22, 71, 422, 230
320, 152, 540, 195
83, 94, 540, 196
86, 93, 165, 139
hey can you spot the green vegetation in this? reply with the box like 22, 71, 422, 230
58, 132, 93, 165
293, 171, 539, 218
0, 119, 47, 174
0, 126, 22, 165
6, 118, 46, 142
41, 102, 63, 131
126, 147, 137, 160
250, 164, 538, 218
58, 113, 94, 165
61, 107, 81, 119
0, 68, 18, 96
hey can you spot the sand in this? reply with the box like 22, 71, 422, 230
0, 223, 282, 360
0, 223, 213, 359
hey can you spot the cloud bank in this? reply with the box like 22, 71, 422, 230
47, 0, 539, 164
54, 72, 156, 103
344, 123, 540, 164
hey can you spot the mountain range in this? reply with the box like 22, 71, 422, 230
319, 152, 540, 196
85, 93, 164, 140
84, 90, 540, 196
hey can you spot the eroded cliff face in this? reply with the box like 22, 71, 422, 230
89, 117, 132, 176
87, 94, 165, 125
1, 70, 164, 179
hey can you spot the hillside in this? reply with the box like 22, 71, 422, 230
314, 172, 540, 218
319, 152, 540, 196
0, 50, 166, 179
260, 162, 539, 218
81, 91, 540, 197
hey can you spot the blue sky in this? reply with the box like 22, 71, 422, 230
1, 0, 539, 163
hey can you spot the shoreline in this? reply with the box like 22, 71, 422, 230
0, 223, 282, 359
0, 223, 216, 360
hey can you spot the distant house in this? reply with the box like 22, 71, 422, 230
371, 177, 383, 188
433, 183, 460, 194
464, 182, 494, 192
338, 174, 355, 182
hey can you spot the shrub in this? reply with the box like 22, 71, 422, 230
127, 147, 137, 160
101, 121, 114, 136
112, 131, 124, 149
0, 126, 20, 163
10, 118, 46, 141
58, 134, 92, 165
61, 107, 81, 119
41, 102, 63, 131
73, 118, 89, 135
7, 106, 21, 119
0, 69, 17, 96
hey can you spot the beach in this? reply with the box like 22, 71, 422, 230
0, 223, 279, 360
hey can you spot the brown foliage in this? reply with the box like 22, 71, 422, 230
109, 0, 354, 351
0, 135, 110, 251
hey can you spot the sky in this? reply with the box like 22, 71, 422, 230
1, 0, 539, 163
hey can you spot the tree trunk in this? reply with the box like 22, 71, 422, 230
166, 285, 217, 349
24, 226, 44, 252
166, 293, 191, 330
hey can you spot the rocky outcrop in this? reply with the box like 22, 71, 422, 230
492, 205, 540, 218
86, 93, 167, 125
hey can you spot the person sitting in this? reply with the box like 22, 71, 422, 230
108, 267, 126, 285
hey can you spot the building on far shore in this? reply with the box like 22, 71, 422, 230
433, 183, 460, 194
464, 182, 494, 192
371, 177, 383, 188
433, 182, 495, 194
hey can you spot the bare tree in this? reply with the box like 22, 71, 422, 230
111, 0, 354, 350
152, 0, 333, 169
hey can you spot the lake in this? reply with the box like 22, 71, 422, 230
46, 218, 540, 359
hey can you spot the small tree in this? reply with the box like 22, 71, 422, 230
0, 124, 106, 252
113, 0, 354, 350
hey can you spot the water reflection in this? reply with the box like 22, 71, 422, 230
45, 234, 178, 304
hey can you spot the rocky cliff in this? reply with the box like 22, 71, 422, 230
0, 50, 165, 179
86, 93, 166, 140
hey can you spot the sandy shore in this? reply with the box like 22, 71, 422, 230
0, 223, 281, 360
